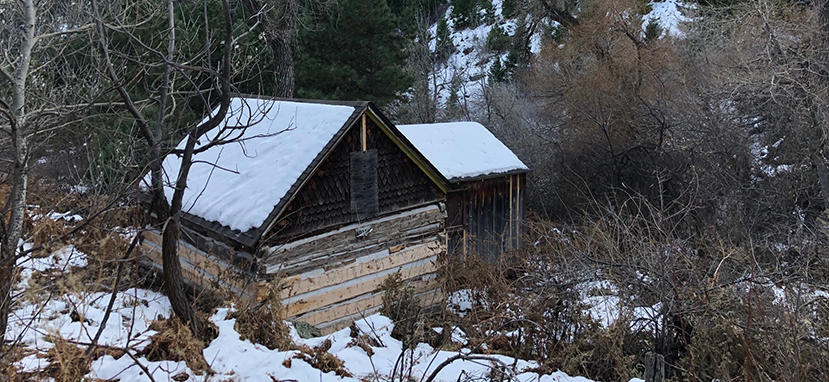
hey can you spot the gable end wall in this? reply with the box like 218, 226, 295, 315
267, 114, 444, 242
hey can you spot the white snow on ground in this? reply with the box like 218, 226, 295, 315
398, 122, 528, 181
6, 236, 635, 382
7, 245, 169, 371
88, 310, 600, 382
577, 280, 661, 332
642, 0, 690, 38
153, 97, 356, 232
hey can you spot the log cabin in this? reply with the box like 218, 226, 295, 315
140, 96, 529, 333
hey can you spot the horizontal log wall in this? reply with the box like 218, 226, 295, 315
140, 203, 446, 334
267, 203, 446, 334
140, 231, 265, 300
283, 240, 443, 333
261, 204, 445, 276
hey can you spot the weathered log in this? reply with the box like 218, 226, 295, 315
261, 204, 444, 274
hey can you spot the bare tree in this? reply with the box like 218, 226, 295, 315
699, 0, 829, 210
92, 0, 256, 337
0, 0, 98, 342
390, 14, 440, 124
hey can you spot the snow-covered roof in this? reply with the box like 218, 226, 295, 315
397, 122, 528, 182
155, 97, 357, 232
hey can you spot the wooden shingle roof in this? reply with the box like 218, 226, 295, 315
156, 96, 448, 249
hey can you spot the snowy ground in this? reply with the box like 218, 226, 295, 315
642, 0, 691, 39
5, 231, 640, 381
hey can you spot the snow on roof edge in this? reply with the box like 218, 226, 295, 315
158, 97, 358, 233
397, 121, 529, 182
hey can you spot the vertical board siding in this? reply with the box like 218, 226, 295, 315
461, 175, 525, 259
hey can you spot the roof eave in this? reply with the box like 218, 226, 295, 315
448, 167, 531, 184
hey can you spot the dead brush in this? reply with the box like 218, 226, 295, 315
540, 318, 637, 381
346, 322, 384, 356
228, 282, 292, 350
380, 272, 423, 348
42, 338, 94, 382
73, 227, 134, 292
139, 316, 213, 373
293, 339, 352, 378
437, 224, 640, 381
0, 345, 35, 382
437, 250, 521, 347
74, 227, 129, 262
30, 217, 69, 254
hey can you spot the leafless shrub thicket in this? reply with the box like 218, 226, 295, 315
446, 1, 829, 377
434, 188, 829, 380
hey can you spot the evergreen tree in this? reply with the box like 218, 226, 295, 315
486, 24, 511, 52
451, 0, 494, 29
386, 0, 442, 37
488, 57, 510, 83
435, 17, 455, 62
295, 0, 412, 106
502, 0, 518, 17
508, 20, 532, 66
450, 0, 479, 29
644, 18, 663, 42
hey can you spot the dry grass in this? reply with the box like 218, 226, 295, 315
228, 283, 292, 351
380, 272, 424, 347
435, 236, 642, 381
42, 340, 94, 382
30, 217, 69, 253
19, 179, 139, 296
140, 317, 212, 373
293, 339, 352, 378
0, 345, 35, 382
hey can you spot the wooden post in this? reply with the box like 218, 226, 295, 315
515, 175, 521, 249
509, 175, 514, 250
361, 114, 367, 152
644, 352, 665, 382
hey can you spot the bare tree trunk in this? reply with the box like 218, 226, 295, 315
0, 0, 36, 341
94, 0, 235, 339
814, 0, 829, 213
241, 0, 297, 97
152, 0, 206, 337
0, 157, 27, 340
161, 217, 201, 330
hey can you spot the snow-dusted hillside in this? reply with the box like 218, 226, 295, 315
426, 0, 689, 112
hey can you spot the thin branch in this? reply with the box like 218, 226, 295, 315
85, 231, 144, 356
68, 340, 158, 382
422, 354, 517, 382
0, 65, 11, 82
91, 0, 154, 144
34, 24, 95, 42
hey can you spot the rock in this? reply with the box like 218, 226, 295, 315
291, 321, 321, 339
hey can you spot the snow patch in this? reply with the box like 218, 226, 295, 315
642, 0, 690, 39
